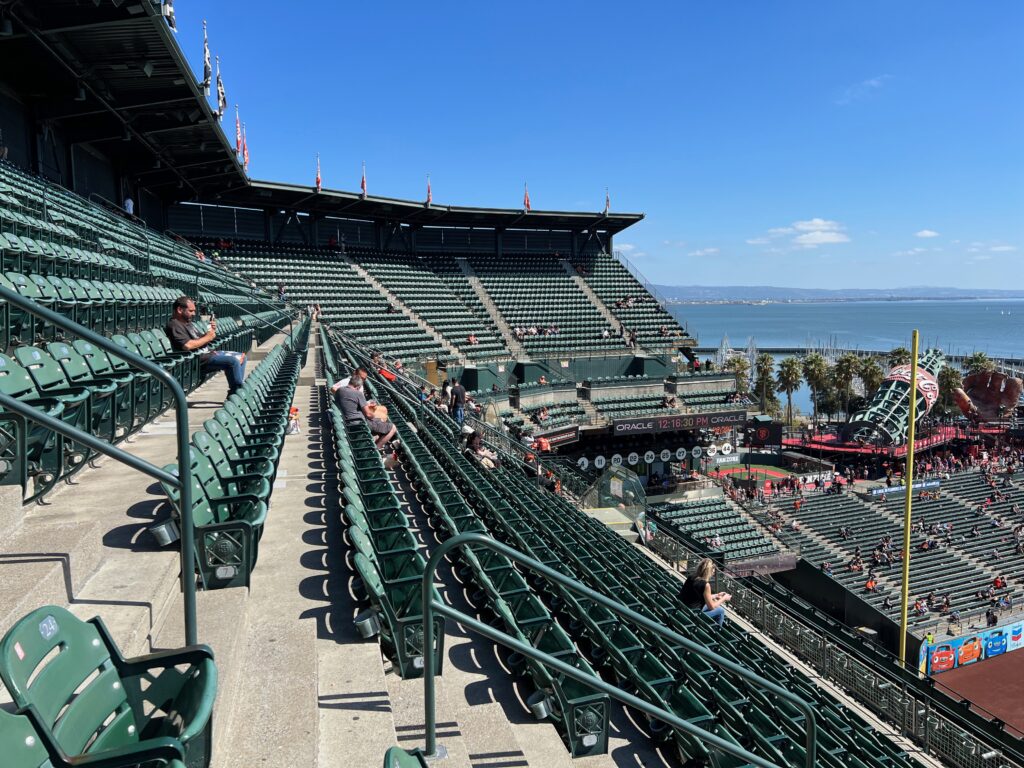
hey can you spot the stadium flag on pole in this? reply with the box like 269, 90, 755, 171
215, 56, 226, 119
360, 161, 367, 198
202, 20, 211, 95
605, 187, 610, 214
524, 183, 531, 212
165, 0, 176, 32
426, 174, 431, 206
315, 153, 321, 192
234, 105, 241, 156
242, 123, 249, 172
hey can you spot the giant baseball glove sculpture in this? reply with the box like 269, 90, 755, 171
954, 371, 1023, 422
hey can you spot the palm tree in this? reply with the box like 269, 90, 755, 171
963, 352, 995, 375
754, 353, 778, 413
802, 352, 828, 426
776, 356, 803, 425
833, 353, 861, 417
937, 365, 964, 416
724, 355, 751, 395
888, 347, 911, 368
859, 358, 885, 399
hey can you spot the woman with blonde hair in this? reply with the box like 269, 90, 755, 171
679, 558, 731, 627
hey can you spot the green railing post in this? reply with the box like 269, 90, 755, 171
421, 531, 817, 768
0, 285, 198, 646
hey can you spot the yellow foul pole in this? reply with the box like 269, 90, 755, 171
898, 330, 920, 667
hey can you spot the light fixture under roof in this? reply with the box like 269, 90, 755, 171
141, 61, 154, 78
74, 82, 86, 101
0, 17, 13, 36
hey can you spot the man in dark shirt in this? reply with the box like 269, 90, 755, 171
449, 377, 467, 426
165, 296, 246, 395
336, 368, 396, 450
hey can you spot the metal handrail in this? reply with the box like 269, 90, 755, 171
202, 288, 295, 344
0, 285, 198, 645
421, 532, 817, 768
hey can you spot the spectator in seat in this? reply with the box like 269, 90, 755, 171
336, 367, 396, 450
467, 333, 479, 345
165, 296, 246, 395
467, 431, 500, 470
679, 558, 731, 627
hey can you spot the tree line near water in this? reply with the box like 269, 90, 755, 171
720, 349, 997, 426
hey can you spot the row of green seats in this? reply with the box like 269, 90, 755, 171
394, 401, 610, 756
161, 319, 308, 589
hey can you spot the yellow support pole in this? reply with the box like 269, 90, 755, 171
898, 330, 920, 667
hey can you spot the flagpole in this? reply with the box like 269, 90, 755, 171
898, 329, 920, 667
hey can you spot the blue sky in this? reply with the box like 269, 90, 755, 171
177, 2, 1022, 289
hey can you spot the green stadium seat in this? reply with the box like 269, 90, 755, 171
0, 605, 216, 768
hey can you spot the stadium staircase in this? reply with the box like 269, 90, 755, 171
342, 255, 461, 358
559, 259, 627, 346
454, 257, 525, 358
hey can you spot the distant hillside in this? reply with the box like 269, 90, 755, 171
654, 285, 1024, 303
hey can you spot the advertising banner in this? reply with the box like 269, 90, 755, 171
919, 620, 1023, 675
612, 410, 747, 436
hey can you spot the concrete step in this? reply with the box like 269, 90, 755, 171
217, 370, 322, 768
0, 519, 103, 635
154, 586, 249, 766
67, 548, 181, 658
0, 486, 24, 542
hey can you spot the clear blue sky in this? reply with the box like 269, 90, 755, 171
177, 2, 1023, 290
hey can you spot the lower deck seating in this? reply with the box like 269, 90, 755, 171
324, 330, 917, 768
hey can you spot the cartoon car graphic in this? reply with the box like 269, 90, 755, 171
930, 644, 955, 673
958, 637, 983, 665
985, 631, 1008, 658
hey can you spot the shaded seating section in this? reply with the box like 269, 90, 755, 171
353, 249, 507, 359
160, 318, 309, 589
465, 253, 624, 355
0, 604, 216, 768
215, 242, 446, 361
788, 490, 1019, 624
519, 399, 588, 429
570, 251, 692, 349
591, 392, 678, 420
650, 497, 779, 561
324, 331, 916, 768
0, 162, 294, 500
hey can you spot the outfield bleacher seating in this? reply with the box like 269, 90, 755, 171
651, 497, 779, 561
788, 488, 1019, 624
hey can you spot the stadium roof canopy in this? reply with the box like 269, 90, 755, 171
215, 180, 644, 235
1, 0, 643, 234
3, 0, 244, 197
